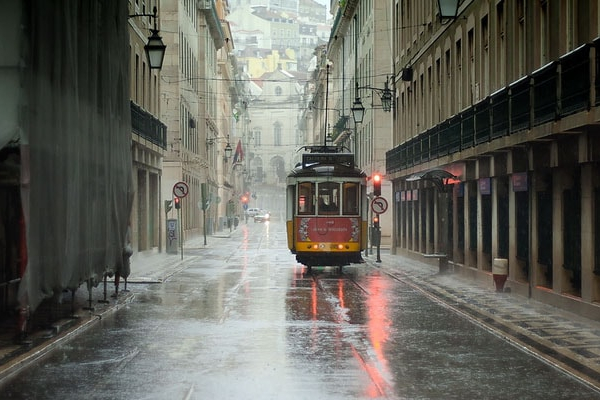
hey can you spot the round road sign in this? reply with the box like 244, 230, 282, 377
371, 196, 388, 214
173, 181, 189, 198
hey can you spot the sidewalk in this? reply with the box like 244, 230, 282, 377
1, 231, 599, 392
365, 250, 600, 392
0, 230, 237, 382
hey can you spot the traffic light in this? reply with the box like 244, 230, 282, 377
373, 174, 382, 196
174, 196, 181, 209
241, 195, 248, 204
373, 214, 380, 227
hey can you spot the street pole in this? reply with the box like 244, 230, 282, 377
365, 197, 370, 257
376, 225, 382, 263
179, 207, 183, 260
375, 213, 381, 263
203, 208, 207, 246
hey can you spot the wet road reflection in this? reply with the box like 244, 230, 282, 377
0, 222, 599, 399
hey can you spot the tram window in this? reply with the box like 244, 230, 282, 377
318, 182, 339, 215
298, 182, 315, 215
342, 182, 359, 215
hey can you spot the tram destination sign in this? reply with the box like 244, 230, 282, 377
302, 153, 354, 167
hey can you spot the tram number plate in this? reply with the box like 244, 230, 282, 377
371, 196, 388, 214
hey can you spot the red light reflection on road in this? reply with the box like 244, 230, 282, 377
311, 279, 317, 319
338, 279, 345, 310
336, 275, 393, 397
358, 274, 393, 397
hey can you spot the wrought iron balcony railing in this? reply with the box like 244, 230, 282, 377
130, 101, 167, 149
387, 38, 596, 175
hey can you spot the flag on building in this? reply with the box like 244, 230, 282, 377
233, 140, 244, 164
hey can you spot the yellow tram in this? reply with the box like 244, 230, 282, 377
286, 147, 368, 268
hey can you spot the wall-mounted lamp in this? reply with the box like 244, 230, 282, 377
351, 97, 365, 124
437, 0, 460, 23
207, 137, 233, 159
351, 77, 393, 124
129, 6, 166, 69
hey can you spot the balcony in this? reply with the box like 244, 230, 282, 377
387, 40, 595, 175
130, 101, 167, 149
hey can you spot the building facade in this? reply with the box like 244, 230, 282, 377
315, 0, 394, 245
128, 0, 168, 254
245, 69, 305, 216
388, 0, 600, 319
161, 0, 238, 244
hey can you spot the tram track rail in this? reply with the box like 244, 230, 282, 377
309, 268, 369, 296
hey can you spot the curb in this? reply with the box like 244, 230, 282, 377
0, 292, 135, 383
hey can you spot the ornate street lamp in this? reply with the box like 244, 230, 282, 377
351, 96, 365, 124
206, 137, 233, 159
380, 79, 393, 112
437, 0, 460, 23
224, 142, 233, 159
351, 77, 393, 124
145, 29, 166, 69
129, 6, 166, 69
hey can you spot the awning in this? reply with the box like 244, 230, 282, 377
406, 169, 458, 191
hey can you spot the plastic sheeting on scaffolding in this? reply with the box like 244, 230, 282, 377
8, 1, 134, 313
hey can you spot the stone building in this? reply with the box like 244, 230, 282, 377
388, 1, 600, 319
128, 0, 167, 253
314, 0, 394, 246
245, 69, 306, 216
160, 0, 239, 243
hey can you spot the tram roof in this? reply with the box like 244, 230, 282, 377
288, 152, 366, 178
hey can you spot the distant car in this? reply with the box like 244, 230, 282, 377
253, 211, 270, 223
246, 208, 261, 217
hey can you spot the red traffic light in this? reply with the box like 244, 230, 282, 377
174, 196, 181, 209
373, 214, 380, 227
373, 174, 382, 196
241, 195, 248, 203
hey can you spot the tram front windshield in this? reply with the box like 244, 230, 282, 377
297, 181, 359, 216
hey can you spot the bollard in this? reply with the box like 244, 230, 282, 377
492, 258, 508, 292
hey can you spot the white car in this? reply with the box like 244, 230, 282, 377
253, 211, 270, 223
246, 208, 261, 217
